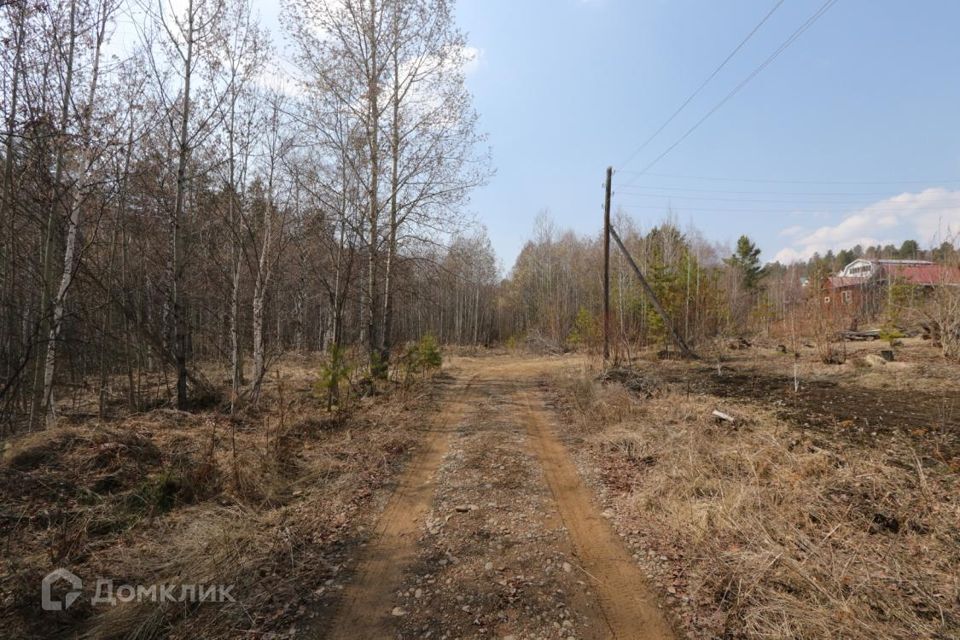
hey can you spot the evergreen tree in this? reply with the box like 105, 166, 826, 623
933, 241, 958, 263
898, 239, 919, 259
837, 248, 854, 268
726, 235, 764, 290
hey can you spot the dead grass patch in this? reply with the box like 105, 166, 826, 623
0, 358, 439, 639
551, 365, 960, 639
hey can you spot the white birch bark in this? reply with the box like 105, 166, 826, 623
42, 0, 110, 424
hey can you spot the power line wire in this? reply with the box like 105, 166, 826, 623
619, 0, 840, 186
615, 184, 960, 196
616, 203, 960, 214
614, 192, 953, 205
616, 171, 960, 186
618, 0, 787, 170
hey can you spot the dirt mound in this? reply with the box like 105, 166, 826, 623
4, 427, 159, 471
2, 427, 163, 500
656, 365, 960, 458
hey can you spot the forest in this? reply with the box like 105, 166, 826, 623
0, 0, 499, 431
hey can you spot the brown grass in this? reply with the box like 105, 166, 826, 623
0, 355, 437, 639
552, 358, 960, 639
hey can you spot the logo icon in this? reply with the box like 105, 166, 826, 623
42, 568, 82, 611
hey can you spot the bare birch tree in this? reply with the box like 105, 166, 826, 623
41, 0, 117, 424
142, 0, 228, 408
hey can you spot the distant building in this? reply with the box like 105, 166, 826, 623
823, 258, 960, 317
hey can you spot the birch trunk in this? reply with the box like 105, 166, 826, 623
229, 251, 242, 406
380, 6, 400, 373
250, 102, 280, 402
42, 0, 109, 424
29, 0, 79, 429
117, 106, 137, 411
227, 94, 243, 410
366, 0, 385, 377
251, 262, 266, 397
473, 282, 480, 345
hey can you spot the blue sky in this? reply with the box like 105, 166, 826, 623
452, 0, 960, 269
248, 0, 960, 269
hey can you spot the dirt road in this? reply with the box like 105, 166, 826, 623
325, 355, 675, 639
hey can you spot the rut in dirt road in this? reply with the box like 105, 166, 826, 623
520, 389, 675, 640
326, 375, 474, 640
326, 359, 675, 640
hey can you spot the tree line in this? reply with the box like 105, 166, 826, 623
497, 213, 750, 357
0, 0, 495, 432
495, 211, 959, 359
794, 238, 958, 275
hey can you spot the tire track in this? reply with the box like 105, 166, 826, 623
325, 357, 675, 640
325, 375, 474, 639
520, 388, 677, 640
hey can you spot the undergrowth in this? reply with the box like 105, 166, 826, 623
0, 357, 438, 639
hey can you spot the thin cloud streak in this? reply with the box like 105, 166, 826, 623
774, 188, 960, 263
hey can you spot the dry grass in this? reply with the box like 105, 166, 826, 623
0, 355, 437, 639
553, 362, 960, 639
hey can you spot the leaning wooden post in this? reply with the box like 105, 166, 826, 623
609, 225, 698, 360
603, 167, 612, 361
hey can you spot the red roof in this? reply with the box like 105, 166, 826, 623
827, 264, 960, 289
883, 264, 960, 286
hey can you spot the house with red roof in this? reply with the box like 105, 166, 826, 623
823, 258, 960, 318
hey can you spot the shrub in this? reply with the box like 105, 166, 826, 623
128, 469, 181, 516
416, 333, 443, 371
879, 325, 905, 347
567, 307, 600, 352
314, 345, 351, 411
400, 334, 443, 382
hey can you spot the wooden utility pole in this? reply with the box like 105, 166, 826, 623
609, 226, 698, 360
603, 167, 612, 361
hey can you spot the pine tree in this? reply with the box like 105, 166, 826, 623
898, 239, 919, 259
726, 235, 764, 290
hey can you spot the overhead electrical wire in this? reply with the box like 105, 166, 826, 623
613, 192, 945, 205
616, 203, 960, 214
614, 184, 959, 197
617, 0, 787, 170
615, 171, 960, 186
618, 0, 840, 186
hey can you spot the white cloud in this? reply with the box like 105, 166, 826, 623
779, 225, 805, 238
773, 188, 960, 263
